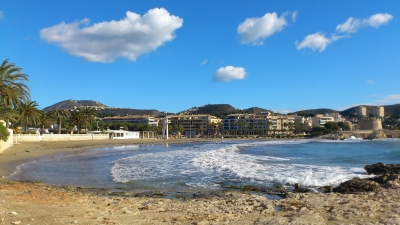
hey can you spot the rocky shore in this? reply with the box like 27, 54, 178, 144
1, 140, 400, 224
1, 163, 400, 224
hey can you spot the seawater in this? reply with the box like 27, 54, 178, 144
8, 139, 400, 192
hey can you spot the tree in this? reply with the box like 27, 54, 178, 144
81, 107, 97, 133
16, 100, 40, 134
37, 111, 53, 135
337, 121, 350, 131
0, 59, 30, 108
324, 122, 340, 133
0, 101, 17, 127
310, 127, 329, 137
0, 59, 31, 128
71, 111, 85, 134
49, 109, 71, 134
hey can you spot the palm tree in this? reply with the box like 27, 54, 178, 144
0, 59, 30, 107
0, 59, 30, 127
37, 111, 53, 135
73, 106, 97, 133
71, 110, 85, 134
0, 101, 17, 127
49, 108, 71, 134
16, 100, 40, 134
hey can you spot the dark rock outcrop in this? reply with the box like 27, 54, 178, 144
333, 177, 381, 193
364, 162, 400, 175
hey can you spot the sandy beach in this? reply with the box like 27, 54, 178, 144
1, 139, 400, 224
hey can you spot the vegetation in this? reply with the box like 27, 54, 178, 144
0, 122, 10, 141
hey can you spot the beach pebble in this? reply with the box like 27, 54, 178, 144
11, 211, 18, 215
11, 221, 22, 225
71, 220, 78, 224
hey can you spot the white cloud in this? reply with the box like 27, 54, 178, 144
40, 8, 183, 63
200, 59, 208, 66
374, 94, 400, 105
237, 12, 288, 45
0, 10, 3, 19
292, 11, 298, 23
366, 80, 375, 85
336, 13, 393, 33
295, 32, 342, 52
213, 66, 247, 82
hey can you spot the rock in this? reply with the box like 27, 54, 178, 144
365, 163, 400, 175
293, 188, 314, 193
367, 130, 387, 139
294, 183, 300, 189
320, 185, 333, 193
333, 177, 381, 193
369, 174, 400, 184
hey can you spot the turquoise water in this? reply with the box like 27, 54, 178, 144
8, 139, 400, 192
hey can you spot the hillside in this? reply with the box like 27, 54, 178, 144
43, 100, 161, 117
42, 100, 108, 111
243, 107, 272, 114
340, 104, 400, 117
293, 108, 338, 116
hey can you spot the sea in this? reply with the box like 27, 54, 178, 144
7, 138, 400, 193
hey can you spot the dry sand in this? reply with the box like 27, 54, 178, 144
1, 139, 400, 224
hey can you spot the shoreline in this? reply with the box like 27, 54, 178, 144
0, 138, 223, 177
1, 139, 400, 224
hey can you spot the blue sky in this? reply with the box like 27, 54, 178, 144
1, 1, 399, 113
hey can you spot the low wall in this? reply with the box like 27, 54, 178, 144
14, 134, 109, 142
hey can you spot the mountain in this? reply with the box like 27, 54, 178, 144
179, 104, 273, 117
293, 108, 338, 116
243, 107, 273, 114
42, 100, 109, 111
42, 100, 161, 117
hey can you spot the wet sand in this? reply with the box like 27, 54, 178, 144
1, 138, 400, 224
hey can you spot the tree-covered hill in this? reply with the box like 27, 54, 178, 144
42, 100, 161, 117
293, 108, 338, 116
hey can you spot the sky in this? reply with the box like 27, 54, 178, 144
1, 1, 400, 113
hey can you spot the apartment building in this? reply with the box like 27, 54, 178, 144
168, 114, 222, 136
223, 114, 295, 134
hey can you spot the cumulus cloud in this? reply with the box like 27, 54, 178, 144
295, 32, 343, 52
200, 59, 208, 66
336, 13, 393, 33
374, 94, 400, 105
237, 12, 288, 45
296, 13, 392, 52
40, 8, 183, 63
366, 80, 375, 85
213, 66, 247, 82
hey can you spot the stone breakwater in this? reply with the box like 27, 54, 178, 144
1, 163, 400, 224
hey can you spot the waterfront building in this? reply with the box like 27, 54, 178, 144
168, 114, 222, 137
223, 114, 295, 135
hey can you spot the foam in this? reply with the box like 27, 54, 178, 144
111, 140, 372, 188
